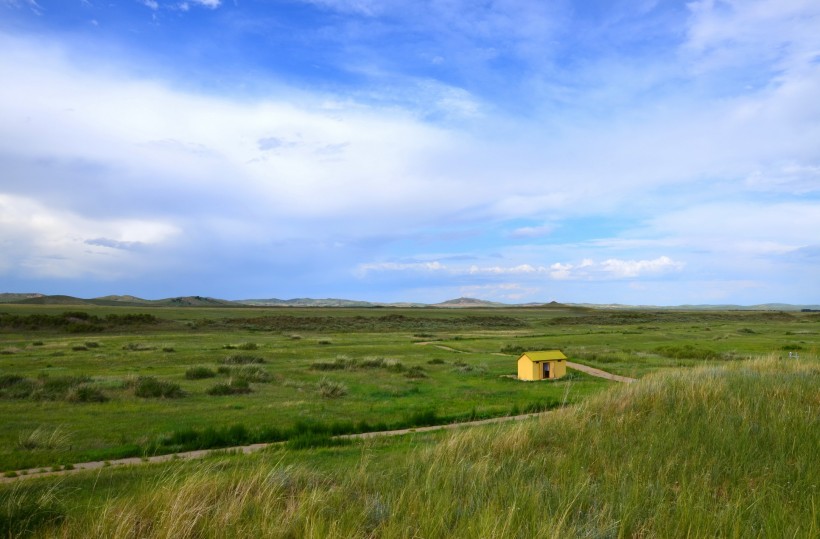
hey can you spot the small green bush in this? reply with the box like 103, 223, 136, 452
427, 358, 446, 365
84, 341, 100, 348
67, 385, 108, 403
207, 378, 252, 396
185, 366, 216, 380
220, 355, 265, 365
71, 345, 88, 352
237, 342, 258, 350
405, 366, 428, 379
317, 379, 348, 398
217, 365, 271, 383
133, 377, 185, 398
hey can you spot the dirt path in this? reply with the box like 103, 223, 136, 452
567, 361, 636, 383
413, 342, 465, 353
0, 412, 550, 484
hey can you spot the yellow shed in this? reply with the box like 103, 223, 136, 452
517, 350, 567, 381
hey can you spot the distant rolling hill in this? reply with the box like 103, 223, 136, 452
1, 293, 817, 311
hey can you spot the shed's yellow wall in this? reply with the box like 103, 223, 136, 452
517, 355, 539, 380
517, 354, 567, 381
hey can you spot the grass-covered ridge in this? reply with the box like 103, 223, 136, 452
12, 356, 817, 537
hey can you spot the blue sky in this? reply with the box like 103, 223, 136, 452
1, 0, 819, 304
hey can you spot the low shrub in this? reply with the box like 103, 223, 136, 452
84, 341, 100, 348
67, 385, 108, 403
405, 366, 428, 379
237, 342, 258, 350
220, 354, 265, 365
654, 344, 720, 360
185, 366, 216, 380
317, 378, 348, 398
217, 365, 271, 383
133, 377, 185, 399
207, 378, 252, 396
286, 432, 352, 450
71, 346, 88, 352
16, 426, 71, 450
427, 358, 446, 365
162, 347, 175, 353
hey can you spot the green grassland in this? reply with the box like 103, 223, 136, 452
0, 305, 817, 478
2, 355, 817, 538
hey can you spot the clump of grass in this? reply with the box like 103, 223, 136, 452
66, 385, 108, 403
220, 354, 265, 365
236, 342, 258, 350
654, 344, 719, 360
405, 366, 428, 379
452, 362, 486, 374
318, 339, 332, 345
185, 366, 216, 380
131, 377, 185, 399
286, 432, 352, 450
16, 426, 71, 450
217, 365, 271, 383
317, 378, 348, 398
311, 356, 357, 370
31, 341, 44, 346
84, 341, 100, 348
206, 378, 252, 396
162, 347, 175, 353
71, 345, 88, 352
427, 358, 446, 365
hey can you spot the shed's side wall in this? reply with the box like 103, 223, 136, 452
554, 360, 567, 379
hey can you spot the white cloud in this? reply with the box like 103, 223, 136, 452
0, 194, 179, 279
188, 0, 220, 8
140, 0, 158, 10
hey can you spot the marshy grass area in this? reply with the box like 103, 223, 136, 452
2, 356, 817, 537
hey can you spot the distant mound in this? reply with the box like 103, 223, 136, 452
0, 293, 45, 303
17, 295, 92, 305
435, 297, 506, 308
154, 296, 238, 307
238, 298, 376, 307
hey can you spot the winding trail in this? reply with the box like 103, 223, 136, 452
566, 362, 637, 383
2, 358, 633, 484
1, 412, 550, 484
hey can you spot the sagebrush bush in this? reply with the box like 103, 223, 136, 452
206, 378, 252, 396
317, 378, 348, 398
220, 355, 265, 365
133, 377, 185, 398
217, 365, 271, 383
185, 366, 216, 380
67, 385, 108, 403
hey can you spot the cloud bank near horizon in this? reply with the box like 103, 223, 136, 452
0, 0, 818, 304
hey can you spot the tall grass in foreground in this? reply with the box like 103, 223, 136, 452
22, 356, 820, 538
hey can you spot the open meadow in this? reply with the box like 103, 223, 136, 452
1, 304, 818, 536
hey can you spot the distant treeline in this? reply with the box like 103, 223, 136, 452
0, 311, 159, 332
196, 313, 528, 332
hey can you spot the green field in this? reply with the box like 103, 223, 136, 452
1, 305, 817, 474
